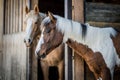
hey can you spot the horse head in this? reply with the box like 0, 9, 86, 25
35, 12, 63, 59
24, 5, 45, 47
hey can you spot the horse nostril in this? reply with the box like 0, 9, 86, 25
28, 39, 31, 43
40, 53, 46, 58
24, 39, 26, 43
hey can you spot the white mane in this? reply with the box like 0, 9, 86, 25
41, 15, 120, 79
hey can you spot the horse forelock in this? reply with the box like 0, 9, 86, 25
42, 17, 51, 26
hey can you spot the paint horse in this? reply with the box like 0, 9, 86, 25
24, 5, 64, 80
36, 12, 120, 80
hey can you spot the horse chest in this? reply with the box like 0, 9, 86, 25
42, 55, 62, 66
42, 50, 63, 66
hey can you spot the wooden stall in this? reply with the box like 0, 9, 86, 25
0, 0, 120, 80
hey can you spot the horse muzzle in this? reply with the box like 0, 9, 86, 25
36, 52, 46, 59
24, 39, 33, 47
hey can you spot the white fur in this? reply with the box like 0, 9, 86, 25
97, 77, 102, 80
39, 15, 120, 80
35, 28, 45, 57
25, 18, 33, 43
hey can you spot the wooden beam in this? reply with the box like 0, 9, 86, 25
64, 0, 72, 80
72, 0, 84, 80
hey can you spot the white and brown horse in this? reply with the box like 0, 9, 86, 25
24, 5, 64, 80
36, 12, 120, 80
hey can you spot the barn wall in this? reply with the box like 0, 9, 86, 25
86, 2, 120, 28
0, 0, 4, 79
2, 32, 27, 80
1, 0, 30, 80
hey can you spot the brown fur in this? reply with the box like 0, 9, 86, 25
66, 39, 111, 80
40, 44, 64, 80
111, 32, 120, 58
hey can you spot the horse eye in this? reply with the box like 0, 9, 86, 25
46, 29, 51, 33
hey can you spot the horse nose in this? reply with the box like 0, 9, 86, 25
28, 39, 31, 43
24, 39, 26, 43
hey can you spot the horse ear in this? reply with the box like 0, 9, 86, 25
48, 11, 56, 23
25, 6, 29, 14
34, 4, 39, 14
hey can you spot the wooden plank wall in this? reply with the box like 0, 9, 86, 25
2, 0, 30, 80
0, 0, 4, 79
2, 32, 27, 80
86, 2, 120, 28
4, 0, 27, 34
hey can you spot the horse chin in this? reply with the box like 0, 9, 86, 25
39, 53, 46, 60
26, 42, 33, 48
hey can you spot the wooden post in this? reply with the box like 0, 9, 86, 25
64, 0, 72, 80
72, 0, 85, 80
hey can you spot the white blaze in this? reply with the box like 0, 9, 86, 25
35, 28, 45, 57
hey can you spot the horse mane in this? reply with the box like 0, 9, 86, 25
41, 15, 117, 43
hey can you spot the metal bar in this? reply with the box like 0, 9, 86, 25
64, 0, 72, 80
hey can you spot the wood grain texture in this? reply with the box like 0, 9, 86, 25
72, 0, 84, 80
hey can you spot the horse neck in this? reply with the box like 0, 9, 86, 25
66, 39, 89, 57
56, 16, 83, 43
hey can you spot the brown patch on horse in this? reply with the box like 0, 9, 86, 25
66, 39, 111, 80
111, 32, 120, 58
